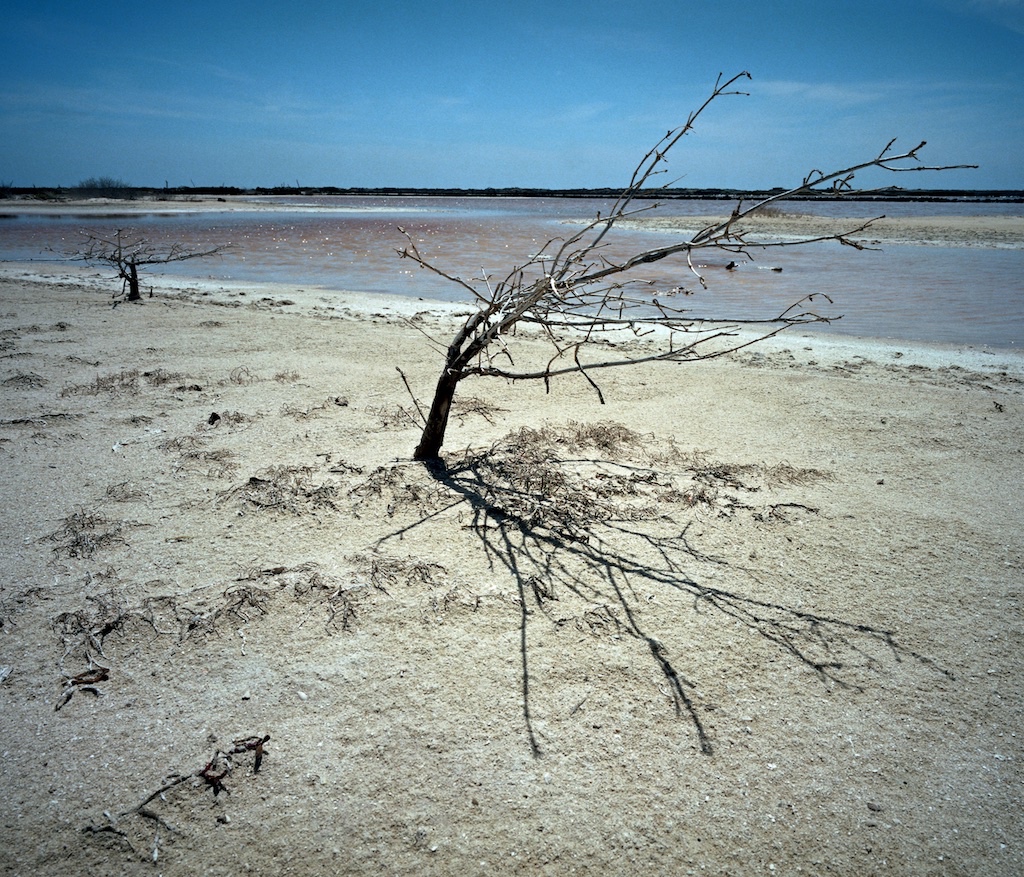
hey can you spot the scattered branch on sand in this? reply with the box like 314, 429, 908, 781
54, 664, 110, 711
82, 734, 270, 863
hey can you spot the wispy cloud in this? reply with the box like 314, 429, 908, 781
0, 79, 356, 130
939, 0, 1024, 34
136, 52, 256, 86
754, 79, 891, 107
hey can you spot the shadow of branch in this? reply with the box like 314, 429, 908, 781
372, 435, 952, 757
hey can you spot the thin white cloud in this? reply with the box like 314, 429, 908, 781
0, 79, 356, 131
138, 52, 256, 86
754, 79, 890, 107
937, 0, 1024, 34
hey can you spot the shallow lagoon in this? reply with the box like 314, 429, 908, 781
1, 196, 1021, 348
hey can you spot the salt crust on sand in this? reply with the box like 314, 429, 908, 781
0, 266, 1022, 876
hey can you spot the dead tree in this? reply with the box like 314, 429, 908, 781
400, 72, 973, 461
68, 228, 225, 302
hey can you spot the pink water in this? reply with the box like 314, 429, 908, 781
1, 196, 1021, 348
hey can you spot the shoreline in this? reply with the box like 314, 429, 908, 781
4, 195, 1024, 245
623, 212, 1024, 249
3, 261, 1021, 372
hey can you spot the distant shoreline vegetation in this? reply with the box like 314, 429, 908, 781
2, 183, 1022, 203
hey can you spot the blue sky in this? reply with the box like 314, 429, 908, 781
2, 0, 1021, 190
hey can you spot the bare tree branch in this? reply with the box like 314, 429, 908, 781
399, 72, 975, 461
64, 228, 227, 303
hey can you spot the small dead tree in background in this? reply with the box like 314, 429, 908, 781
67, 228, 225, 302
400, 72, 973, 461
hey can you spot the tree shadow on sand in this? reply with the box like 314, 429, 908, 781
371, 422, 953, 756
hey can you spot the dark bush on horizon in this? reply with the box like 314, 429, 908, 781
74, 177, 134, 199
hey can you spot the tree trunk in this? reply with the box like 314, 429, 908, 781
413, 369, 460, 461
126, 262, 141, 301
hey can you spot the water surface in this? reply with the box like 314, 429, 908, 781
1, 196, 1021, 348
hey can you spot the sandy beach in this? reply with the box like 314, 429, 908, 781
0, 219, 1022, 875
624, 212, 1024, 249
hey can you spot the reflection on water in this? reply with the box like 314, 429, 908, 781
1, 196, 1021, 348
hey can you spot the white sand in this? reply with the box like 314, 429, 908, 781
0, 260, 1022, 875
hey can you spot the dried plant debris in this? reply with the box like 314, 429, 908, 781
356, 422, 836, 538
55, 664, 110, 711
157, 434, 205, 453
150, 565, 360, 636
1, 411, 79, 427
49, 567, 370, 663
233, 561, 373, 633
280, 396, 348, 420
555, 420, 650, 455
45, 509, 130, 558
349, 552, 447, 592
220, 584, 272, 621
105, 481, 146, 502
205, 410, 258, 430
60, 369, 140, 397
451, 395, 509, 425
366, 404, 422, 429
226, 366, 260, 385
139, 369, 204, 393
219, 466, 340, 514
424, 584, 481, 621
682, 451, 832, 491
578, 604, 629, 637
66, 355, 101, 367
2, 371, 48, 388
348, 464, 450, 518
82, 733, 270, 863
141, 368, 186, 386
52, 587, 138, 670
173, 447, 240, 479
440, 423, 680, 535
